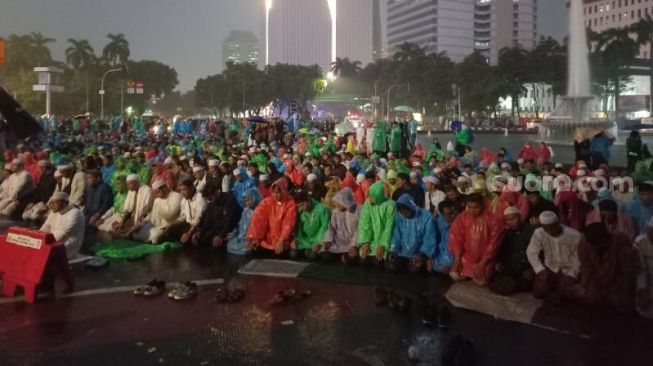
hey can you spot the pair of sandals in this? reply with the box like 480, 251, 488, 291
374, 287, 412, 313
215, 287, 245, 303
268, 289, 313, 305
168, 282, 199, 301
133, 279, 166, 297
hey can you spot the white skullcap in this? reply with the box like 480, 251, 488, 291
426, 176, 439, 185
433, 167, 443, 174
578, 162, 587, 168
54, 170, 62, 178
594, 169, 605, 177
123, 152, 132, 158
412, 161, 421, 167
126, 174, 140, 182
307, 173, 318, 182
457, 176, 468, 183
305, 152, 313, 157
539, 211, 559, 225
152, 180, 167, 190
208, 159, 220, 167
577, 170, 586, 177
37, 160, 50, 167
501, 162, 510, 169
356, 174, 365, 184
554, 163, 563, 168
179, 155, 188, 161
57, 163, 73, 171
517, 158, 525, 164
49, 191, 69, 203
260, 174, 269, 181
192, 166, 204, 173
504, 207, 521, 216
12, 158, 23, 165
409, 171, 418, 178
387, 152, 394, 158
233, 168, 242, 176
379, 158, 387, 164
164, 156, 174, 165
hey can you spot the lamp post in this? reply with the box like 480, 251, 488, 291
100, 66, 125, 119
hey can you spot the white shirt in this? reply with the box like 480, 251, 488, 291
527, 226, 582, 279
179, 192, 207, 227
123, 185, 154, 223
425, 189, 446, 213
40, 205, 85, 259
149, 191, 182, 228
58, 171, 85, 207
7, 170, 34, 200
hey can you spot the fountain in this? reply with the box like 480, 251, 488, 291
541, 0, 616, 145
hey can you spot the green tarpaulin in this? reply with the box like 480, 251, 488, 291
92, 240, 182, 260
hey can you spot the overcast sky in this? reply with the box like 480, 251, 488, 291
1, 0, 569, 92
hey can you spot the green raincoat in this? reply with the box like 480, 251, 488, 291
372, 122, 388, 153
295, 199, 331, 250
427, 143, 444, 161
357, 181, 396, 256
389, 125, 402, 153
633, 160, 653, 184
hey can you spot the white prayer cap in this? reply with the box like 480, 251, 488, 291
49, 191, 69, 203
379, 158, 387, 164
409, 171, 418, 178
517, 158, 525, 165
233, 168, 242, 176
539, 211, 559, 225
412, 161, 421, 167
648, 217, 653, 229
426, 176, 439, 185
554, 163, 563, 168
387, 152, 395, 158
578, 162, 587, 168
208, 159, 220, 167
307, 173, 318, 182
54, 170, 62, 178
126, 174, 140, 183
457, 176, 468, 183
594, 168, 605, 177
11, 158, 23, 165
164, 156, 174, 165
123, 152, 132, 159
433, 167, 443, 174
576, 169, 586, 177
37, 160, 50, 167
57, 163, 73, 171
501, 162, 510, 169
192, 166, 204, 173
260, 174, 269, 181
504, 207, 521, 216
135, 146, 144, 151
305, 152, 313, 157
356, 173, 365, 184
152, 180, 167, 190
179, 155, 188, 161
239, 155, 249, 161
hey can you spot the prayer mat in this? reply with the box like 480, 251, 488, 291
238, 259, 310, 278
92, 240, 181, 261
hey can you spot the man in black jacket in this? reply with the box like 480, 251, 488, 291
392, 172, 425, 208
193, 184, 242, 248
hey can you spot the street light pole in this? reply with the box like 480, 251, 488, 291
242, 81, 246, 117
386, 85, 398, 121
100, 66, 124, 119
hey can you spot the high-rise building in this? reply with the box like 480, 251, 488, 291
373, 0, 383, 60
386, 0, 538, 64
222, 30, 261, 67
265, 0, 374, 74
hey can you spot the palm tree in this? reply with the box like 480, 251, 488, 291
330, 57, 362, 78
498, 46, 531, 117
5, 34, 34, 71
29, 32, 55, 66
392, 42, 427, 63
630, 15, 653, 115
102, 33, 130, 66
65, 38, 95, 70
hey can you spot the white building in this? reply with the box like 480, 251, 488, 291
387, 0, 538, 64
223, 30, 261, 68
265, 0, 374, 74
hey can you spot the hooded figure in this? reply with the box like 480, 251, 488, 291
284, 160, 304, 187
354, 181, 396, 263
372, 121, 388, 154
227, 188, 261, 255
246, 178, 298, 253
232, 168, 257, 207
292, 191, 331, 254
389, 123, 402, 154
322, 187, 361, 257
387, 194, 436, 272
433, 210, 455, 273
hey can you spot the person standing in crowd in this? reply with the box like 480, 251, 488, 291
40, 192, 85, 260
527, 211, 582, 302
387, 194, 436, 273
490, 207, 536, 295
132, 180, 182, 244
626, 130, 642, 172
290, 189, 331, 259
449, 193, 504, 285
84, 169, 113, 226
246, 178, 297, 255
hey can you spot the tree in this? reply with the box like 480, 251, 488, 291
194, 74, 229, 115
455, 52, 498, 115
529, 36, 566, 114
330, 57, 362, 78
630, 14, 653, 115
102, 33, 130, 66
122, 60, 179, 112
498, 46, 531, 117
65, 39, 95, 70
29, 32, 55, 66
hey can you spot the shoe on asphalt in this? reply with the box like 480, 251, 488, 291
438, 306, 452, 329
143, 280, 166, 297
172, 282, 198, 301
216, 286, 230, 303
134, 279, 160, 296
374, 287, 388, 306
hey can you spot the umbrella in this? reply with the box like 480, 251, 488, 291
574, 127, 615, 143
450, 120, 463, 132
393, 105, 414, 113
247, 116, 266, 123
74, 113, 91, 120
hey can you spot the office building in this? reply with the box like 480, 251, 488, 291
222, 30, 261, 67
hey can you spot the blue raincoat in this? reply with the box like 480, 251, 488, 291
590, 134, 615, 162
228, 188, 262, 255
390, 194, 436, 258
432, 214, 454, 272
101, 164, 116, 186
232, 168, 257, 207
627, 198, 653, 235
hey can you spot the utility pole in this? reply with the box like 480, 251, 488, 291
242, 81, 246, 117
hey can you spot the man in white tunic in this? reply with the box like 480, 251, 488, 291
39, 192, 86, 260
0, 159, 35, 217
176, 178, 207, 245
527, 211, 583, 302
56, 163, 85, 208
193, 166, 207, 195
132, 180, 182, 244
118, 174, 155, 236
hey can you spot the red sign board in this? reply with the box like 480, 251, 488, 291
0, 227, 72, 304
0, 38, 5, 66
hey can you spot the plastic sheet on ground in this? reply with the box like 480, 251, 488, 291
238, 259, 310, 278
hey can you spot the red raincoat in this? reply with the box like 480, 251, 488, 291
449, 210, 504, 279
518, 143, 538, 161
284, 161, 304, 187
480, 147, 496, 165
556, 191, 592, 231
354, 178, 374, 205
150, 164, 177, 190
494, 191, 530, 222
246, 188, 297, 251
341, 171, 359, 192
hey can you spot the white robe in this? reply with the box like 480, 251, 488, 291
133, 191, 182, 244
0, 170, 34, 215
57, 172, 85, 207
39, 205, 85, 259
527, 226, 582, 279
123, 185, 154, 224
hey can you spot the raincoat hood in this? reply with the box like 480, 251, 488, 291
367, 181, 387, 205
396, 193, 419, 214
332, 187, 356, 212
242, 188, 262, 209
